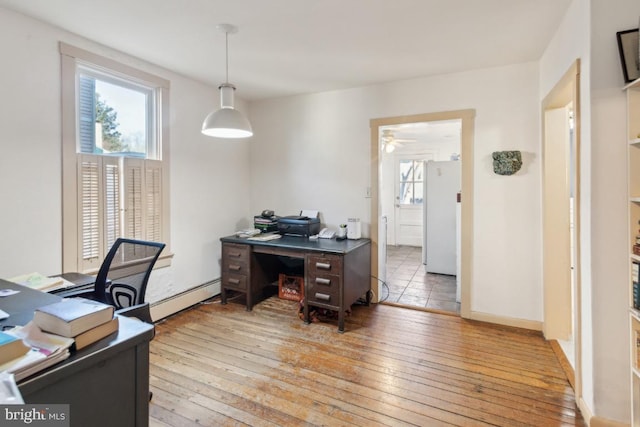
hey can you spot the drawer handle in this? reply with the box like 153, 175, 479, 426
315, 293, 331, 301
228, 278, 240, 285
315, 277, 331, 285
229, 264, 241, 271
316, 262, 331, 270
229, 251, 242, 258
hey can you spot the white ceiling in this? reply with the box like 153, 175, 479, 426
0, 0, 571, 101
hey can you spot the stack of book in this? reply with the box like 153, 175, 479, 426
0, 324, 74, 381
32, 298, 119, 351
254, 214, 279, 233
0, 299, 119, 382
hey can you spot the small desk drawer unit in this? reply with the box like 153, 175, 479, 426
221, 243, 250, 308
306, 254, 342, 306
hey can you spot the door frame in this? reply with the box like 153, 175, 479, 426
370, 109, 475, 318
541, 60, 581, 397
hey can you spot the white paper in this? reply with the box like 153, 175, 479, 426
300, 209, 319, 218
0, 290, 19, 298
0, 372, 23, 404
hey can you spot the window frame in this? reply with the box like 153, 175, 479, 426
398, 159, 425, 206
61, 42, 171, 273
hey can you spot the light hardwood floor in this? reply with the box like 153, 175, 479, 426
149, 295, 585, 426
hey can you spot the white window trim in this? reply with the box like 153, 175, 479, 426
60, 42, 172, 273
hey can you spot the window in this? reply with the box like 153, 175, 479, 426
61, 43, 171, 273
398, 159, 424, 205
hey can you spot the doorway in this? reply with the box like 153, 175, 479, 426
370, 110, 475, 318
380, 123, 460, 312
541, 60, 581, 394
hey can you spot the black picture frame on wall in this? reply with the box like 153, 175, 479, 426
617, 28, 640, 83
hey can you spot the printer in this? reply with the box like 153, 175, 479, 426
277, 211, 321, 237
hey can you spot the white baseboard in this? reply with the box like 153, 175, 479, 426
467, 310, 543, 331
590, 413, 629, 427
149, 280, 220, 322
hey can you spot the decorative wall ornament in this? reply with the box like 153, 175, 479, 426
492, 150, 522, 176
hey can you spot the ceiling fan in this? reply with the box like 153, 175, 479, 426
380, 129, 415, 153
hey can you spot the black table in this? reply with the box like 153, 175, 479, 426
0, 279, 154, 427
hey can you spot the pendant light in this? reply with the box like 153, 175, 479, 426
202, 23, 253, 138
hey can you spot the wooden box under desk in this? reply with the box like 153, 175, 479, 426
220, 235, 372, 332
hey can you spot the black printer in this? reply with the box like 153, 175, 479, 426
277, 215, 321, 237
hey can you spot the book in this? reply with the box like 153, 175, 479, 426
7, 272, 64, 292
0, 332, 30, 365
73, 317, 119, 350
247, 233, 282, 241
0, 323, 74, 381
33, 298, 114, 338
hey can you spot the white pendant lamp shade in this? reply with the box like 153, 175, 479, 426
202, 84, 253, 138
201, 24, 253, 139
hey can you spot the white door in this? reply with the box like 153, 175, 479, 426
424, 160, 460, 275
543, 106, 572, 340
394, 154, 433, 246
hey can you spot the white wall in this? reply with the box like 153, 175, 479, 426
539, 0, 597, 418
249, 62, 544, 323
0, 7, 252, 303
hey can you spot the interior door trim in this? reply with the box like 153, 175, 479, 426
370, 109, 475, 318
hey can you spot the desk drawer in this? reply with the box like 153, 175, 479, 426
221, 272, 247, 291
307, 273, 340, 304
222, 259, 249, 275
307, 254, 343, 276
222, 243, 250, 261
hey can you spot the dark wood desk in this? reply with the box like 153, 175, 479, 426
220, 235, 371, 332
0, 279, 153, 427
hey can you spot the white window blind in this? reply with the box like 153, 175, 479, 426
104, 159, 121, 251
77, 155, 162, 271
123, 158, 162, 242
78, 155, 100, 266
145, 161, 163, 242
124, 159, 144, 240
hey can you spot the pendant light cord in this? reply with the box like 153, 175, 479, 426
224, 30, 229, 84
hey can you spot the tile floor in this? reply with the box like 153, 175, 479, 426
382, 245, 460, 315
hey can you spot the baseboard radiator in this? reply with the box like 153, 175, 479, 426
149, 279, 220, 322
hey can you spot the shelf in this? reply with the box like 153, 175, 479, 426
631, 139, 640, 146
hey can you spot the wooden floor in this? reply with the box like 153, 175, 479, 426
148, 295, 585, 426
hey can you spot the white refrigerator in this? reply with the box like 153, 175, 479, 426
423, 160, 460, 276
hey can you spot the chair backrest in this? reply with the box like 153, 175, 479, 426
94, 238, 165, 310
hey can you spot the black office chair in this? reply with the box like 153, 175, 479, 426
73, 238, 165, 323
